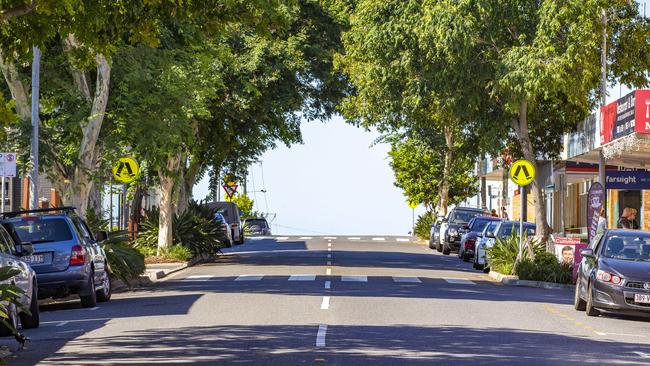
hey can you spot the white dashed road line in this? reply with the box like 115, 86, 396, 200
299, 237, 313, 240
392, 276, 422, 283
325, 281, 331, 289
341, 275, 367, 282
316, 325, 328, 347
372, 237, 385, 241
288, 275, 316, 281
327, 248, 331, 252
396, 238, 410, 242
444, 278, 475, 285
326, 268, 332, 275
348, 237, 361, 240
235, 275, 265, 281
276, 237, 289, 240
327, 243, 331, 247
321, 296, 330, 310
56, 321, 69, 327
183, 275, 213, 281
324, 237, 337, 240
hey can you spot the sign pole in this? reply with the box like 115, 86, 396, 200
1, 176, 5, 214
30, 46, 41, 210
519, 185, 525, 258
412, 207, 415, 236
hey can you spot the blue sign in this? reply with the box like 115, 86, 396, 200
606, 170, 650, 190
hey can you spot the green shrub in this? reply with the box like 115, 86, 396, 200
102, 231, 146, 285
414, 211, 434, 240
0, 267, 26, 338
164, 245, 193, 262
133, 201, 228, 258
487, 234, 545, 275
516, 251, 572, 284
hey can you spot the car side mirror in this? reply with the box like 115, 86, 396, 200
95, 231, 108, 242
14, 242, 34, 256
580, 248, 595, 258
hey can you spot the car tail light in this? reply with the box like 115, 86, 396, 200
596, 270, 622, 286
70, 245, 86, 266
465, 239, 476, 250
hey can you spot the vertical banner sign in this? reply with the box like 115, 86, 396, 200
587, 182, 605, 244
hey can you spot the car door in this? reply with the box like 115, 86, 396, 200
0, 226, 30, 306
579, 232, 604, 295
71, 217, 106, 277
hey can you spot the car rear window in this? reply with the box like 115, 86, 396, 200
3, 218, 73, 244
451, 211, 481, 224
246, 219, 267, 228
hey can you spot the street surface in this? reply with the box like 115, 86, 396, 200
6, 237, 650, 365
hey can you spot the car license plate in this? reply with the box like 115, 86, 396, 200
634, 293, 650, 304
22, 254, 45, 264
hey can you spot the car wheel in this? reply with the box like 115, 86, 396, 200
436, 243, 442, 252
585, 281, 600, 317
574, 280, 586, 311
442, 245, 450, 255
80, 271, 98, 308
457, 249, 463, 259
462, 252, 470, 262
19, 283, 40, 329
0, 303, 18, 337
483, 266, 490, 274
96, 270, 112, 303
428, 240, 434, 249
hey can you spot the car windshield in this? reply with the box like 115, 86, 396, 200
471, 219, 492, 232
498, 223, 535, 237
3, 218, 73, 244
450, 211, 481, 224
246, 219, 267, 228
603, 234, 650, 261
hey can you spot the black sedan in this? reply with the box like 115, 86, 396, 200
575, 229, 650, 317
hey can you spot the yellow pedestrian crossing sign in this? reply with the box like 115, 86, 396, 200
509, 159, 535, 186
112, 157, 139, 184
408, 200, 418, 209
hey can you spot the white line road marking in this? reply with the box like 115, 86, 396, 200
393, 276, 422, 283
316, 325, 328, 347
289, 275, 316, 281
396, 238, 410, 242
89, 307, 99, 311
249, 237, 264, 240
348, 237, 361, 240
597, 332, 646, 338
235, 275, 264, 281
324, 237, 337, 240
299, 237, 313, 240
327, 248, 331, 252
183, 275, 213, 281
56, 321, 68, 327
321, 296, 330, 310
342, 275, 367, 282
276, 237, 289, 240
444, 278, 475, 285
372, 237, 385, 241
325, 281, 331, 289
327, 254, 331, 258
327, 243, 331, 247
326, 268, 332, 275
634, 351, 650, 359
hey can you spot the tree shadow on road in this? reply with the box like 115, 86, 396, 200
22, 324, 650, 365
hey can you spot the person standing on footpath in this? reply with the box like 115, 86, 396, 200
596, 207, 607, 235
618, 207, 639, 230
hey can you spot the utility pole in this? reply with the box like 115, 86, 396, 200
598, 9, 607, 191
29, 46, 40, 210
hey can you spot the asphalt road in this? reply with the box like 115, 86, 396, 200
5, 236, 650, 365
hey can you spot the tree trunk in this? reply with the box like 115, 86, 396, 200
511, 100, 550, 239
0, 49, 30, 120
157, 154, 181, 255
73, 53, 111, 218
439, 126, 453, 216
176, 158, 202, 215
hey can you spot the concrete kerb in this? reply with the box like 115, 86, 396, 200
488, 270, 574, 291
112, 254, 212, 292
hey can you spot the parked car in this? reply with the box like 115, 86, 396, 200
474, 220, 535, 273
0, 225, 39, 335
214, 213, 233, 247
439, 207, 490, 255
244, 217, 271, 236
206, 202, 244, 244
0, 207, 111, 308
429, 216, 443, 249
575, 229, 650, 317
458, 216, 503, 262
